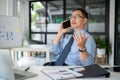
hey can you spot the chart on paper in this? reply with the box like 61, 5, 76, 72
0, 16, 22, 48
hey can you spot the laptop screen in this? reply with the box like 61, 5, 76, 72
0, 49, 15, 80
0, 49, 37, 80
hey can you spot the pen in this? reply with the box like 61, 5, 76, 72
59, 70, 67, 72
62, 73, 72, 75
25, 67, 30, 71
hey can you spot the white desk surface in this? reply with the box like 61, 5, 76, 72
22, 66, 120, 80
11, 44, 50, 51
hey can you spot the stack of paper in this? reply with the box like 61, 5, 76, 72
41, 68, 83, 80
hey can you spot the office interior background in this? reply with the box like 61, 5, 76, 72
0, 0, 119, 66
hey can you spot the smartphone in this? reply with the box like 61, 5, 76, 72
63, 20, 71, 28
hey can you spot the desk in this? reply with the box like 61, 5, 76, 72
23, 66, 120, 80
11, 45, 50, 66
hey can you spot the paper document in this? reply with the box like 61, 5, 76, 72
41, 68, 83, 80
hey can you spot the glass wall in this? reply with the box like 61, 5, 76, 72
29, 1, 46, 43
85, 0, 107, 48
86, 0, 105, 33
29, 0, 109, 45
29, 0, 64, 44
115, 0, 120, 65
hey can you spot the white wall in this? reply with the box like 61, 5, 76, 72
0, 0, 7, 15
7, 0, 13, 16
109, 0, 115, 66
0, 0, 14, 16
19, 0, 29, 40
0, 0, 26, 42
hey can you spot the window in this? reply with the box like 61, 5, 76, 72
29, 0, 109, 45
115, 0, 120, 65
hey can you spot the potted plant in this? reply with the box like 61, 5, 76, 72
93, 36, 112, 57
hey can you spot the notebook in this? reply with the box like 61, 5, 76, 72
0, 49, 37, 80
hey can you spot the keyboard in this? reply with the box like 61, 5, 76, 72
14, 73, 26, 79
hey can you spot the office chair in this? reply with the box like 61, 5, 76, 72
43, 52, 69, 66
43, 52, 59, 66
43, 61, 56, 66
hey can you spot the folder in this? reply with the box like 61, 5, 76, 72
69, 64, 110, 78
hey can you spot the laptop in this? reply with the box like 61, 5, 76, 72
0, 49, 37, 80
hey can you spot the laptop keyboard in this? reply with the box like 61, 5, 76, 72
14, 73, 26, 79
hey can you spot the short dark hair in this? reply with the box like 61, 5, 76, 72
72, 8, 88, 19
